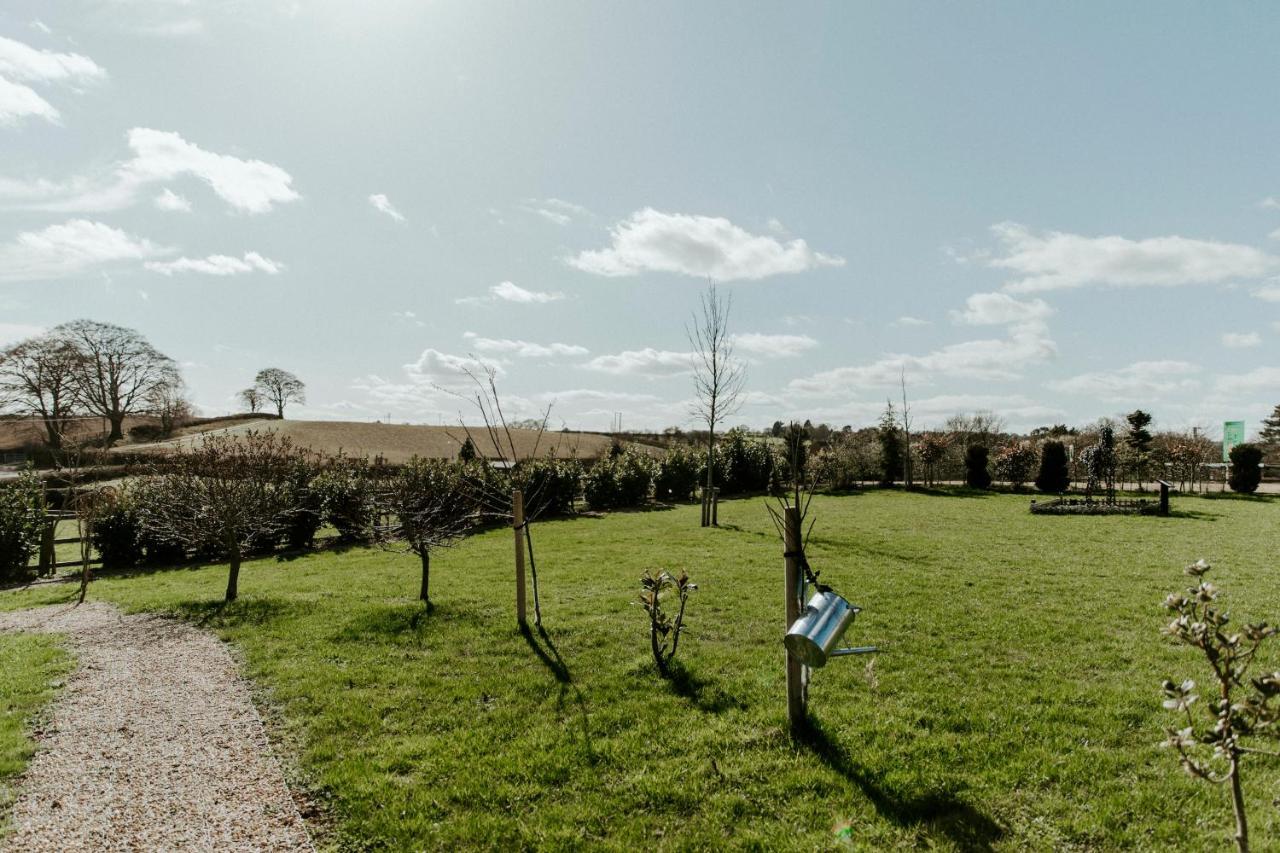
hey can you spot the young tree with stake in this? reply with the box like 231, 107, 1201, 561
688, 281, 745, 528
380, 457, 475, 609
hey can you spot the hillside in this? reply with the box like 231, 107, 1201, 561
116, 419, 624, 463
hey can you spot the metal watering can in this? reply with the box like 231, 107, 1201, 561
785, 589, 876, 668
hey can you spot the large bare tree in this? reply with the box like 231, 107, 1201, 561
0, 332, 84, 449
57, 319, 180, 446
688, 281, 745, 528
254, 367, 305, 418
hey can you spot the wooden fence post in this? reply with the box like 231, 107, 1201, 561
784, 505, 806, 730
514, 489, 527, 627
38, 517, 55, 576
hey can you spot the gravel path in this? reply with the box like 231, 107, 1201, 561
0, 602, 313, 852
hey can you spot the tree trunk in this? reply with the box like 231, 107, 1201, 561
276, 401, 285, 418
225, 546, 241, 602
702, 431, 715, 528
106, 415, 124, 447
419, 551, 430, 605
1230, 754, 1249, 853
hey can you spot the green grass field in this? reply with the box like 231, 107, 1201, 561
0, 633, 71, 831
2, 490, 1278, 850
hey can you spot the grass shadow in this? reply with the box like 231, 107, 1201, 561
170, 596, 292, 628
665, 659, 747, 714
522, 623, 596, 763
795, 717, 1003, 851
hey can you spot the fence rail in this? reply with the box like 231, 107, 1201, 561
30, 512, 100, 576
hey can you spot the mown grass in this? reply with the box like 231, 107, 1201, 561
3, 490, 1279, 850
0, 633, 71, 832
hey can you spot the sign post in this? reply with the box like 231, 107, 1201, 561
1223, 421, 1246, 463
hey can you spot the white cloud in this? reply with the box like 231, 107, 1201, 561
585, 348, 692, 377
521, 197, 589, 225
1252, 284, 1280, 303
891, 316, 931, 327
1261, 197, 1280, 210
568, 208, 845, 281
951, 292, 1053, 326
1222, 331, 1261, 349
368, 193, 405, 222
404, 348, 502, 385
462, 332, 588, 358
30, 21, 53, 35
456, 281, 564, 305
0, 218, 167, 282
154, 187, 192, 212
1047, 360, 1201, 401
988, 222, 1277, 293
0, 127, 299, 213
731, 332, 818, 358
789, 322, 1056, 395
0, 35, 105, 85
0, 76, 59, 125
1215, 366, 1280, 395
145, 251, 283, 276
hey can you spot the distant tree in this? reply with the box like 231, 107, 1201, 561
254, 367, 305, 418
781, 422, 809, 483
877, 402, 902, 486
142, 431, 308, 601
1260, 404, 1280, 450
146, 377, 193, 438
688, 282, 745, 527
381, 458, 475, 607
899, 369, 914, 486
1082, 425, 1119, 502
1035, 441, 1070, 493
769, 420, 785, 438
964, 445, 992, 489
58, 319, 179, 446
1228, 444, 1263, 494
916, 433, 949, 487
238, 387, 263, 414
457, 435, 478, 462
1125, 410, 1154, 453
0, 332, 83, 449
946, 410, 1006, 450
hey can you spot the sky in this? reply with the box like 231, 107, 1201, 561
0, 1, 1278, 438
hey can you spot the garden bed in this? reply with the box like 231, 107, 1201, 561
1030, 496, 1160, 515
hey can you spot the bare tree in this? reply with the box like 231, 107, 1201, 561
687, 281, 745, 527
254, 367, 305, 418
142, 431, 308, 601
57, 319, 179, 446
238, 386, 263, 414
146, 376, 193, 438
0, 332, 83, 449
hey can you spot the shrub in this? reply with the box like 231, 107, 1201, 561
131, 478, 188, 565
0, 468, 42, 583
655, 445, 701, 502
965, 445, 992, 489
386, 457, 475, 605
1228, 443, 1263, 494
993, 444, 1038, 490
721, 430, 776, 494
584, 450, 654, 510
312, 459, 378, 543
878, 405, 902, 486
90, 492, 143, 570
1035, 441, 1071, 493
278, 458, 323, 550
520, 457, 582, 517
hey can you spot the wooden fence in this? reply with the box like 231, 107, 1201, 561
32, 511, 100, 576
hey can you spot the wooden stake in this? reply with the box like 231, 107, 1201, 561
784, 505, 805, 730
514, 489, 527, 627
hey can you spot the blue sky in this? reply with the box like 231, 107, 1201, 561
1, 1, 1277, 437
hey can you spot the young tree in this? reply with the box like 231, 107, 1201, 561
1126, 410, 1155, 489
899, 369, 914, 486
993, 444, 1038, 490
142, 431, 308, 602
688, 282, 745, 527
0, 332, 83, 449
58, 319, 180, 446
381, 458, 475, 608
1034, 441, 1070, 493
877, 402, 902, 486
916, 433, 949, 487
964, 445, 992, 489
254, 367, 306, 418
238, 386, 263, 414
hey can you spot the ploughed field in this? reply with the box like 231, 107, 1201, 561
3, 490, 1278, 850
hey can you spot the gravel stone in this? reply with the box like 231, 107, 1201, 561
0, 602, 313, 852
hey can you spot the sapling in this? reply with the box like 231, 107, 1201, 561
638, 569, 696, 675
1160, 559, 1280, 853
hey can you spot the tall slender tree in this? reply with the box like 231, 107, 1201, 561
688, 281, 745, 527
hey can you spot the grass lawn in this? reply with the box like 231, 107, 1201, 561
0, 633, 71, 830
2, 489, 1279, 850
